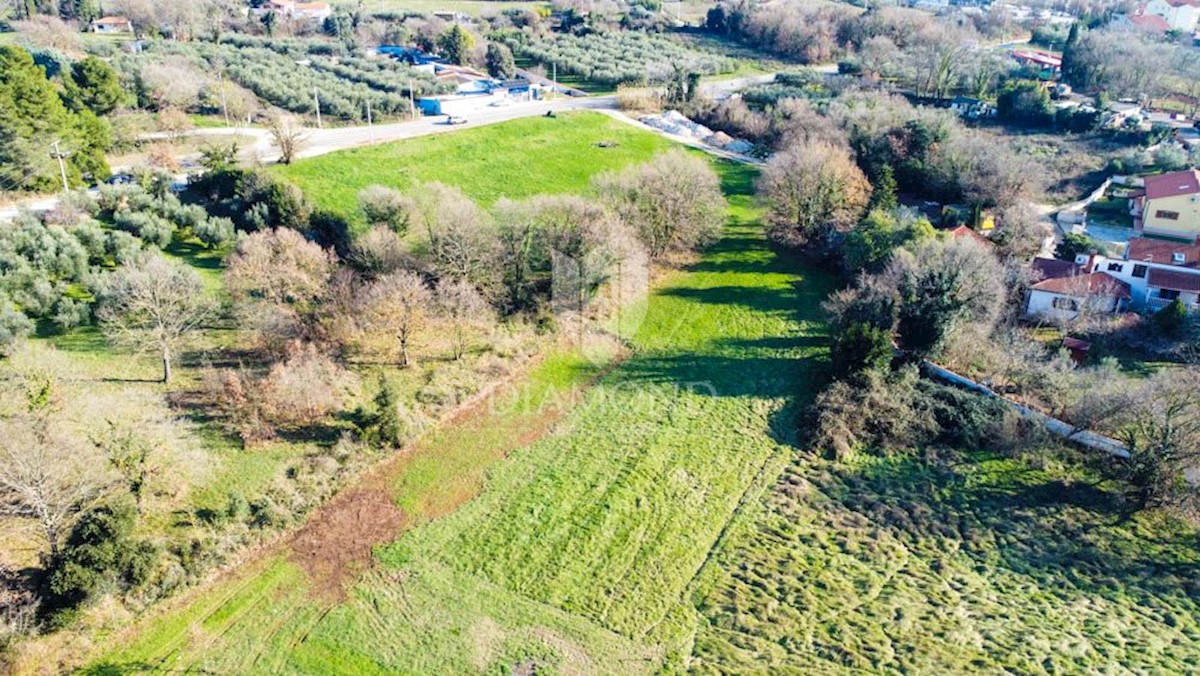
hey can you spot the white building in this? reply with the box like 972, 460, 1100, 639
1026, 259, 1131, 320
251, 0, 332, 22
1145, 0, 1200, 32
91, 16, 134, 33
1050, 239, 1200, 313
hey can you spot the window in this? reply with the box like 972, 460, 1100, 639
1107, 262, 1124, 273
1158, 289, 1181, 300
1174, 252, 1187, 264
1052, 297, 1079, 311
1133, 264, 1148, 278
1156, 210, 1181, 220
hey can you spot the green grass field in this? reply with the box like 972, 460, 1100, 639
89, 117, 839, 672
275, 113, 674, 226
82, 113, 1200, 675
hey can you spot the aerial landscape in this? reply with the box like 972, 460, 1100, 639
1, 0, 1200, 673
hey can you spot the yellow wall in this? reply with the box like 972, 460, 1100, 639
1143, 194, 1200, 240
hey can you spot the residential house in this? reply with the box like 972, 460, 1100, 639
251, 0, 332, 22
948, 224, 992, 245
1117, 10, 1173, 33
1131, 168, 1200, 239
1011, 49, 1062, 76
1026, 256, 1131, 319
91, 16, 134, 33
1081, 237, 1200, 312
1145, 0, 1200, 32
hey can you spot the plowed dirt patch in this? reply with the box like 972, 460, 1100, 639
288, 488, 406, 601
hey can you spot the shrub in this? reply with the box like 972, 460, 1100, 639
1154, 299, 1189, 339
913, 380, 1006, 448
1054, 232, 1100, 261
830, 321, 893, 380
46, 502, 157, 611
358, 185, 414, 234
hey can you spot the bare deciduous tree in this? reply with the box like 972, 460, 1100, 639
268, 114, 309, 165
0, 354, 107, 558
435, 279, 492, 360
758, 140, 871, 249
412, 182, 500, 291
357, 271, 432, 367
97, 254, 214, 383
349, 226, 415, 278
225, 228, 335, 348
226, 228, 334, 308
592, 149, 725, 259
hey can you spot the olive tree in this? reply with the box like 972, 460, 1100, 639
97, 254, 214, 383
357, 184, 415, 234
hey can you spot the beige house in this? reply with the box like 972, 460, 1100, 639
91, 16, 134, 33
1132, 169, 1200, 240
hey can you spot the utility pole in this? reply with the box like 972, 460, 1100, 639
219, 69, 230, 128
313, 87, 322, 129
552, 62, 558, 101
408, 79, 416, 120
366, 98, 374, 142
51, 141, 69, 193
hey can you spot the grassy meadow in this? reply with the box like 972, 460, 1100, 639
275, 113, 675, 225
76, 113, 1200, 675
87, 116, 840, 672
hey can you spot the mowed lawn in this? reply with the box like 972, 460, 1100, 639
89, 115, 837, 673
275, 112, 675, 225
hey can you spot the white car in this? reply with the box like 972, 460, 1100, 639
446, 115, 468, 125
489, 98, 513, 107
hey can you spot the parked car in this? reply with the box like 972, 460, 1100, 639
446, 115, 468, 125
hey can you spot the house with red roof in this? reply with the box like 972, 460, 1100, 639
1146, 0, 1200, 32
1131, 168, 1200, 240
1119, 11, 1173, 32
1045, 237, 1200, 313
1026, 254, 1131, 319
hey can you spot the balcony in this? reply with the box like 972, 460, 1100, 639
1145, 296, 1200, 313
